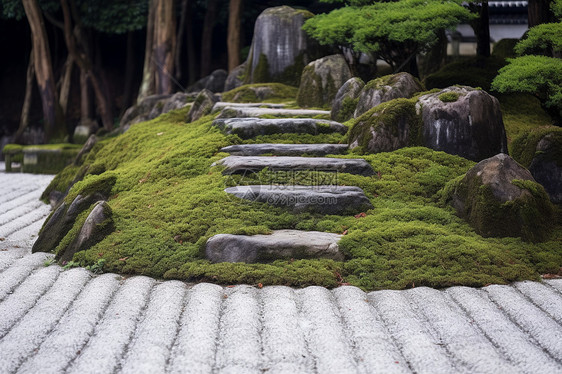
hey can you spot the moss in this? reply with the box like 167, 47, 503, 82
347, 98, 422, 153
2, 144, 23, 154
439, 92, 459, 102
40, 106, 562, 290
252, 54, 271, 83
510, 127, 562, 167
335, 97, 359, 122
222, 83, 298, 103
492, 39, 519, 59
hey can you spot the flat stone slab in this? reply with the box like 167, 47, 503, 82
212, 102, 285, 113
217, 106, 331, 119
225, 185, 373, 215
212, 118, 347, 139
205, 230, 343, 263
217, 156, 375, 176
220, 143, 349, 156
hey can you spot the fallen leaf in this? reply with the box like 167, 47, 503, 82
157, 132, 164, 136
354, 212, 366, 218
118, 257, 129, 261
342, 229, 348, 235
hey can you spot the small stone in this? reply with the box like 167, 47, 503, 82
220, 143, 348, 156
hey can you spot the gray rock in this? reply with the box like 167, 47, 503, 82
187, 69, 228, 93
187, 89, 218, 123
225, 185, 373, 215
73, 119, 98, 144
120, 93, 191, 131
57, 201, 113, 263
447, 153, 554, 241
245, 6, 329, 86
354, 73, 422, 118
418, 86, 508, 161
224, 63, 247, 91
297, 54, 352, 108
216, 106, 330, 119
212, 118, 347, 139
205, 230, 343, 263
331, 77, 365, 122
529, 132, 562, 204
220, 143, 348, 156
217, 155, 375, 176
212, 102, 285, 113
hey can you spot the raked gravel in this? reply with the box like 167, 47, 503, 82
1, 164, 562, 373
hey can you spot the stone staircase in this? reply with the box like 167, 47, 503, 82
207, 104, 373, 263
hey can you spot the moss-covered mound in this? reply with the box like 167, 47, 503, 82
221, 83, 298, 103
510, 126, 562, 167
41, 107, 562, 290
3, 143, 81, 174
423, 56, 507, 91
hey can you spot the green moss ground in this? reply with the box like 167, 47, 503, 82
45, 105, 562, 290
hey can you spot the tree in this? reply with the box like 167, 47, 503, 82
227, 0, 243, 72
492, 0, 562, 123
200, 0, 219, 77
303, 0, 472, 77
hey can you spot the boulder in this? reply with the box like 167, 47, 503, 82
348, 99, 422, 154
244, 6, 328, 86
445, 153, 554, 242
120, 92, 192, 131
57, 201, 113, 263
221, 83, 297, 103
418, 86, 508, 161
205, 230, 343, 263
354, 73, 423, 118
212, 118, 347, 139
224, 63, 247, 91
187, 69, 228, 93
186, 89, 218, 123
296, 54, 353, 108
73, 119, 99, 144
529, 131, 562, 204
331, 77, 365, 122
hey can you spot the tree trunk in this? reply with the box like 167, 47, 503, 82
227, 0, 243, 72
200, 0, 218, 77
137, 0, 157, 101
153, 0, 176, 95
186, 2, 197, 84
22, 0, 66, 142
475, 1, 491, 57
175, 0, 189, 82
60, 0, 113, 130
59, 54, 74, 116
80, 70, 93, 121
122, 31, 136, 113
15, 48, 35, 143
528, 0, 552, 27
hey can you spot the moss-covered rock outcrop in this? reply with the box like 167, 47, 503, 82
221, 83, 297, 103
442, 153, 554, 242
296, 54, 352, 108
331, 77, 364, 122
243, 6, 329, 86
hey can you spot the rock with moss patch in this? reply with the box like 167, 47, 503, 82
296, 55, 352, 108
187, 89, 218, 123
225, 63, 247, 91
121, 92, 192, 131
73, 119, 99, 144
212, 118, 347, 139
244, 6, 329, 86
354, 73, 423, 118
446, 153, 554, 242
418, 86, 508, 161
331, 77, 365, 122
221, 83, 297, 103
348, 99, 422, 154
56, 201, 113, 263
187, 69, 228, 93
529, 132, 562, 204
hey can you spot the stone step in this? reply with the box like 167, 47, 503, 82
212, 118, 347, 139
220, 143, 349, 156
212, 102, 286, 113
217, 156, 375, 176
225, 185, 373, 215
205, 230, 343, 263
217, 106, 330, 119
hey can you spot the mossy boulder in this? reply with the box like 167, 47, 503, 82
186, 89, 218, 123
187, 69, 227, 93
348, 98, 422, 154
524, 129, 562, 204
492, 39, 519, 59
120, 92, 192, 132
221, 83, 297, 103
296, 54, 352, 108
244, 6, 329, 86
331, 77, 364, 122
354, 73, 423, 118
224, 62, 247, 91
444, 153, 554, 242
418, 86, 508, 161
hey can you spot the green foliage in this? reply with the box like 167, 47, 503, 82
439, 92, 459, 102
515, 23, 562, 56
492, 39, 519, 59
424, 56, 507, 91
510, 127, 562, 167
553, 0, 562, 18
491, 55, 562, 112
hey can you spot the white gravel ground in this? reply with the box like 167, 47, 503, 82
1, 165, 562, 374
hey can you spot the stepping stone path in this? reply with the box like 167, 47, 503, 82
224, 185, 373, 215
212, 102, 286, 112
217, 105, 330, 118
220, 143, 349, 156
212, 117, 347, 139
208, 103, 374, 263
